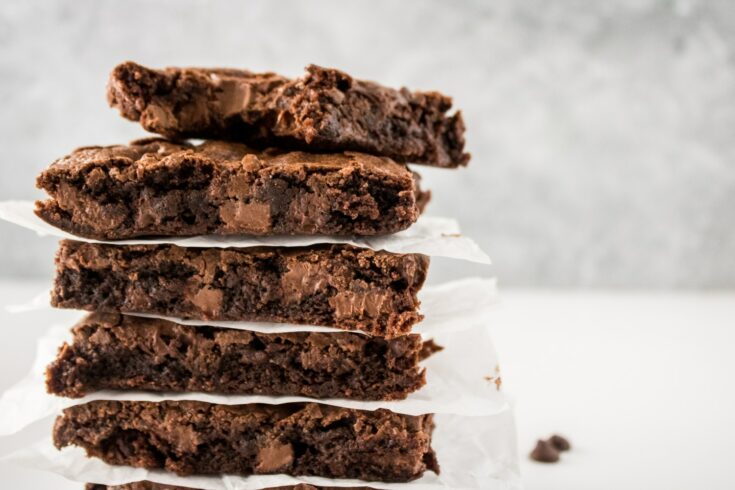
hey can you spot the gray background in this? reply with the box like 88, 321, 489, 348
1, 0, 734, 287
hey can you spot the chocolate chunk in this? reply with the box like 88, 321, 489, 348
530, 439, 560, 463
256, 440, 294, 473
108, 62, 469, 168
550, 434, 571, 451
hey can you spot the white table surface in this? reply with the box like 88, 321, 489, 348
0, 279, 733, 490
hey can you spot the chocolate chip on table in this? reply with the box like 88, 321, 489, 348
550, 434, 571, 451
530, 439, 560, 463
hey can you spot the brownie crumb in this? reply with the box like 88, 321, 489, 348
418, 339, 444, 360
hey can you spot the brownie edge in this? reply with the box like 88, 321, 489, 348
108, 62, 469, 168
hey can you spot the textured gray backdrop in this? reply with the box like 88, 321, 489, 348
1, 0, 734, 287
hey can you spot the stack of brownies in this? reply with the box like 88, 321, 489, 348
35, 62, 471, 489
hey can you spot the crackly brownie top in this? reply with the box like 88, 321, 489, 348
107, 62, 469, 167
41, 138, 413, 178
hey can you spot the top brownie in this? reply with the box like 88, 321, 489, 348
108, 62, 469, 168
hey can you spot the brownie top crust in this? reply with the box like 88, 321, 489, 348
41, 138, 413, 176
107, 62, 469, 167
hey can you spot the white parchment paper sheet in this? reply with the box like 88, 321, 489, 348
0, 201, 491, 264
0, 317, 506, 435
8, 278, 499, 336
3, 408, 521, 490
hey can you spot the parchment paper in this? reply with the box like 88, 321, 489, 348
0, 200, 491, 263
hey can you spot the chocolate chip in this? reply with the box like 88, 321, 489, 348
550, 434, 571, 451
530, 439, 560, 463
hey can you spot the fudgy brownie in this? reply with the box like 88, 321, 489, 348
86, 482, 373, 490
35, 138, 430, 240
47, 312, 439, 400
108, 62, 469, 168
52, 241, 428, 337
54, 401, 438, 482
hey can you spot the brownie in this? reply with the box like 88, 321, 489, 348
47, 312, 438, 400
108, 62, 469, 168
52, 241, 428, 337
35, 138, 430, 240
54, 401, 438, 482
86, 482, 373, 490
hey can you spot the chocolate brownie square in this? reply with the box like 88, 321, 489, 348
55, 401, 438, 482
47, 312, 440, 400
108, 62, 469, 168
52, 241, 428, 337
36, 138, 430, 240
